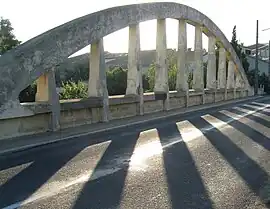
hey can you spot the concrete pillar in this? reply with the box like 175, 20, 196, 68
206, 36, 216, 89
88, 39, 109, 122
35, 70, 60, 131
48, 68, 60, 131
176, 19, 188, 92
193, 24, 204, 91
154, 19, 169, 111
227, 60, 235, 89
126, 24, 143, 115
235, 71, 242, 89
36, 73, 49, 102
218, 47, 226, 89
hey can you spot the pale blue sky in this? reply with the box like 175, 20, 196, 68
1, 0, 270, 56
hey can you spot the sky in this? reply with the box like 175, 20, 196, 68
1, 0, 270, 56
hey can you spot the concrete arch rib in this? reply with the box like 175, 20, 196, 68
0, 2, 250, 112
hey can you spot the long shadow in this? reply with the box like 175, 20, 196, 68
210, 111, 270, 151
0, 136, 96, 208
189, 116, 269, 203
240, 105, 270, 117
228, 108, 270, 128
72, 132, 139, 209
157, 124, 214, 209
0, 133, 115, 171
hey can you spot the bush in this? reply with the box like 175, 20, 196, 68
106, 67, 127, 95
59, 81, 88, 100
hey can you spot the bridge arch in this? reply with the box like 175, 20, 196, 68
0, 2, 251, 114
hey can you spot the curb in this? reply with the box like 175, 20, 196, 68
0, 95, 267, 156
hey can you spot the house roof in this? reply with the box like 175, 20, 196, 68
244, 43, 267, 50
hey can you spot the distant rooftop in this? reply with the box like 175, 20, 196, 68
244, 43, 268, 50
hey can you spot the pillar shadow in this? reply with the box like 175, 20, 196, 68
72, 132, 139, 209
0, 134, 112, 171
0, 137, 95, 208
240, 105, 270, 117
189, 116, 269, 203
157, 123, 214, 209
210, 111, 270, 151
228, 108, 270, 128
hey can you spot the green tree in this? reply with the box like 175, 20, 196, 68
0, 17, 21, 55
230, 25, 251, 83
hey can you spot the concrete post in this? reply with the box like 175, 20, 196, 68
36, 73, 49, 102
218, 47, 226, 89
126, 24, 143, 115
193, 24, 204, 91
35, 70, 60, 131
206, 36, 216, 89
154, 19, 169, 111
235, 70, 244, 98
176, 19, 188, 92
227, 60, 235, 89
88, 39, 109, 122
48, 68, 60, 131
235, 71, 242, 89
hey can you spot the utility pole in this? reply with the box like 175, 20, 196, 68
255, 20, 259, 95
268, 40, 270, 92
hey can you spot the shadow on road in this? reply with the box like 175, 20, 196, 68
157, 124, 214, 209
212, 111, 270, 151
72, 132, 139, 209
189, 116, 269, 204
0, 135, 116, 208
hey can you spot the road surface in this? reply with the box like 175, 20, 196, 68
1, 98, 270, 209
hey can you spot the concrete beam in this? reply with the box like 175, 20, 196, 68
48, 68, 60, 131
176, 19, 188, 92
35, 73, 49, 102
235, 70, 242, 89
35, 69, 60, 131
206, 36, 216, 89
193, 24, 203, 91
154, 19, 169, 111
227, 60, 235, 89
218, 47, 226, 89
88, 39, 109, 122
126, 24, 144, 115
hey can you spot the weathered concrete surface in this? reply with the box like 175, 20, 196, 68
35, 73, 49, 102
193, 24, 203, 91
227, 60, 235, 89
0, 2, 251, 116
218, 48, 226, 89
154, 19, 169, 110
0, 90, 242, 140
206, 36, 216, 89
126, 24, 144, 115
176, 19, 188, 92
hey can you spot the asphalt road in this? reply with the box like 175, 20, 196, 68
1, 98, 270, 209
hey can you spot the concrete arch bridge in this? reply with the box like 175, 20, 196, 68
0, 2, 253, 139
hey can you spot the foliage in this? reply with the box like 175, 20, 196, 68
106, 67, 127, 95
230, 25, 251, 84
59, 81, 88, 100
0, 17, 21, 55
